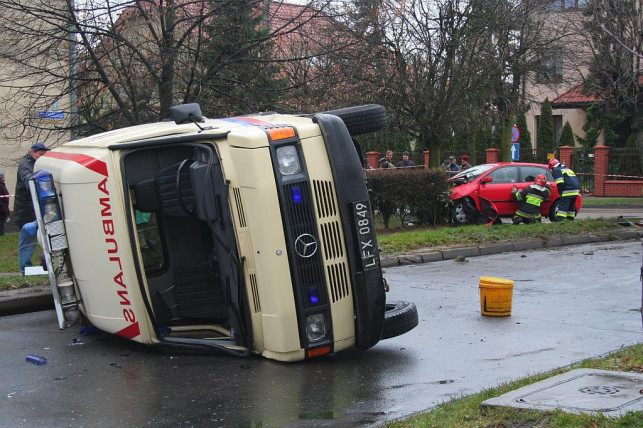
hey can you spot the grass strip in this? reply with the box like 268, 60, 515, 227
0, 275, 49, 291
377, 218, 623, 255
385, 344, 643, 428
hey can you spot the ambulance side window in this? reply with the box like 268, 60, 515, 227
135, 211, 165, 274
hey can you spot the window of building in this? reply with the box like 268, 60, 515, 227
553, 115, 563, 145
548, 0, 587, 11
534, 115, 564, 150
537, 52, 563, 83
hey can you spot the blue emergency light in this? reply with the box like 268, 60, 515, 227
33, 170, 62, 223
291, 185, 302, 204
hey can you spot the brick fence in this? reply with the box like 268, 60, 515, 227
367, 146, 642, 197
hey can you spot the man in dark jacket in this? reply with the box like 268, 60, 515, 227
0, 172, 10, 235
395, 151, 416, 168
548, 158, 580, 221
446, 156, 460, 174
14, 142, 50, 274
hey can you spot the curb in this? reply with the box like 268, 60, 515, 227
0, 285, 53, 316
380, 229, 642, 268
1, 229, 641, 316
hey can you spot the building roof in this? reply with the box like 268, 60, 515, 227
551, 83, 600, 109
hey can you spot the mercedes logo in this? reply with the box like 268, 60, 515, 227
294, 233, 318, 258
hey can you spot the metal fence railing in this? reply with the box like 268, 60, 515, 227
607, 147, 642, 179
572, 149, 595, 193
575, 172, 595, 194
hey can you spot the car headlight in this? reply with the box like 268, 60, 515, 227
306, 313, 326, 342
276, 145, 301, 176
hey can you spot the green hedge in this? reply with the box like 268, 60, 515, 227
366, 168, 452, 228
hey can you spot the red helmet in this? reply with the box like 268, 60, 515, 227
535, 174, 547, 186
547, 158, 560, 170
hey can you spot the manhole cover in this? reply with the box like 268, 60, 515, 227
481, 369, 643, 418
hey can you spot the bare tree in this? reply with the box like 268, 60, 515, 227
580, 0, 642, 153
0, 0, 344, 141
341, 0, 563, 165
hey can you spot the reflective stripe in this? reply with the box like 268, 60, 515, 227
525, 195, 543, 206
516, 210, 541, 218
561, 190, 579, 197
555, 177, 564, 184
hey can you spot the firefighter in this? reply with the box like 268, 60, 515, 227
548, 158, 580, 221
512, 174, 551, 225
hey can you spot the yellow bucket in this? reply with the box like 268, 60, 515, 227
479, 277, 514, 316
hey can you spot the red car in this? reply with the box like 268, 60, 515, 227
449, 162, 583, 225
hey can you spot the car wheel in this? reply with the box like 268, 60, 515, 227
382, 301, 419, 340
453, 199, 473, 225
319, 104, 388, 136
548, 199, 560, 222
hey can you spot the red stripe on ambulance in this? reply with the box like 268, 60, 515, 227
44, 151, 108, 176
115, 321, 141, 339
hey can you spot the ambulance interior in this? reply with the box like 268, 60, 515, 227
122, 142, 251, 355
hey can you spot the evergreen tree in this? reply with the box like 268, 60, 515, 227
198, 1, 285, 116
577, 102, 624, 148
537, 98, 555, 152
516, 109, 532, 155
559, 121, 575, 147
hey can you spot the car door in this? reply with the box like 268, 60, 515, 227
519, 165, 556, 214
477, 165, 519, 215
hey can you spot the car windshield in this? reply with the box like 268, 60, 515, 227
452, 164, 496, 181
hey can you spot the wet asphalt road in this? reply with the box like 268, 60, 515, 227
1, 241, 641, 427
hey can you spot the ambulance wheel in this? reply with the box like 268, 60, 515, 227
382, 301, 418, 339
319, 104, 388, 136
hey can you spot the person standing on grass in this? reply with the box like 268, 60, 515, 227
13, 143, 50, 274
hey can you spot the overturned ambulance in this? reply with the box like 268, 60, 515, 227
30, 104, 418, 362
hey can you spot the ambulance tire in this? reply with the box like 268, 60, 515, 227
382, 301, 418, 339
319, 104, 388, 136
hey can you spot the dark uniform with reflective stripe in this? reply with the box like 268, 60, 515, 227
551, 164, 580, 220
512, 184, 551, 224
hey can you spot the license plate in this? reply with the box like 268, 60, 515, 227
351, 200, 378, 271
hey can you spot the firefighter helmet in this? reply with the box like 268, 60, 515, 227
535, 174, 547, 186
547, 158, 560, 170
